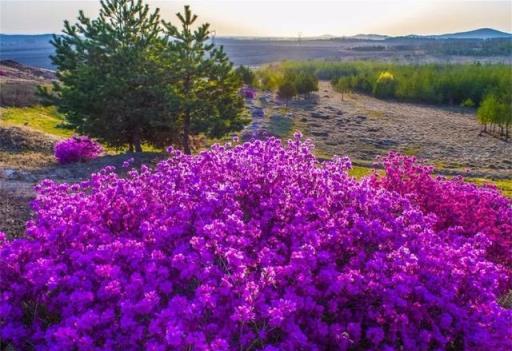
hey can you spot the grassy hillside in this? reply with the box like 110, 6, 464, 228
0, 106, 73, 138
0, 106, 162, 153
0, 60, 56, 107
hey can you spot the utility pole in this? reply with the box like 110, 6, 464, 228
211, 29, 217, 45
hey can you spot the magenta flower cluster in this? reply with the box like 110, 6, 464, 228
54, 136, 103, 164
241, 86, 256, 99
1, 134, 511, 350
371, 153, 512, 270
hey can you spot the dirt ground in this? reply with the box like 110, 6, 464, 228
244, 81, 512, 178
0, 124, 163, 237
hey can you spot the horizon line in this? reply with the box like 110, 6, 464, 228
1, 27, 511, 40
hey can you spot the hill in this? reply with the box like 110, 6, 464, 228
436, 28, 512, 39
0, 59, 55, 81
0, 60, 55, 106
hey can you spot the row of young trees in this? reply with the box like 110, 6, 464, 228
271, 61, 511, 140
41, 0, 247, 153
477, 93, 512, 139
244, 65, 318, 103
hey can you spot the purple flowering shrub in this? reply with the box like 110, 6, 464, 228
1, 135, 511, 350
241, 86, 256, 99
54, 136, 103, 164
372, 153, 512, 270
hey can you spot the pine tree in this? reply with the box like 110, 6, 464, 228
162, 6, 247, 154
41, 0, 176, 152
236, 65, 256, 86
295, 72, 318, 98
277, 81, 297, 106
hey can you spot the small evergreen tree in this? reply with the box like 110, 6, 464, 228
277, 81, 297, 106
373, 71, 397, 99
256, 65, 284, 91
295, 72, 318, 98
477, 94, 497, 133
333, 77, 352, 101
236, 65, 256, 86
42, 0, 176, 152
162, 6, 247, 154
477, 93, 511, 139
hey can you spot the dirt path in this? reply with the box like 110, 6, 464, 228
247, 81, 511, 178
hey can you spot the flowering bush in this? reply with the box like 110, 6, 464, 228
54, 136, 103, 164
371, 152, 512, 269
241, 86, 256, 99
1, 135, 511, 350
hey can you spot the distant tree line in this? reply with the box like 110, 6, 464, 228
267, 61, 510, 140
425, 38, 512, 57
350, 45, 386, 52
40, 0, 247, 154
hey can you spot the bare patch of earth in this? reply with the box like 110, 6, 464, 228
242, 81, 512, 178
0, 124, 163, 237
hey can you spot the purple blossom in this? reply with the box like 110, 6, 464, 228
54, 135, 103, 164
1, 135, 511, 350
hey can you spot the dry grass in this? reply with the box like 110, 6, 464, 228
0, 189, 32, 238
0, 151, 55, 169
0, 81, 42, 107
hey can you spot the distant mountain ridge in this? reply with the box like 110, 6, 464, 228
1, 28, 511, 42
217, 28, 511, 41
435, 28, 512, 39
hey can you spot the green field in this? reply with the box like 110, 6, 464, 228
0, 106, 73, 138
0, 106, 162, 152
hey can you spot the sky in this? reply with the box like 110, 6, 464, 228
1, 0, 511, 37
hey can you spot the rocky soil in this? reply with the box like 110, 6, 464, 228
243, 81, 512, 178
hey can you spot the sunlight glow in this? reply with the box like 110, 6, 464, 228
1, 0, 511, 36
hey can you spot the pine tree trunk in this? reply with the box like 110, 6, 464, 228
183, 111, 191, 155
133, 131, 142, 153
183, 71, 192, 155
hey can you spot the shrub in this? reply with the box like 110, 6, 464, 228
241, 86, 256, 99
277, 81, 297, 103
371, 152, 512, 269
294, 71, 319, 97
373, 71, 397, 98
477, 93, 511, 139
236, 65, 256, 86
460, 98, 475, 108
0, 82, 41, 107
1, 135, 511, 350
54, 136, 103, 164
